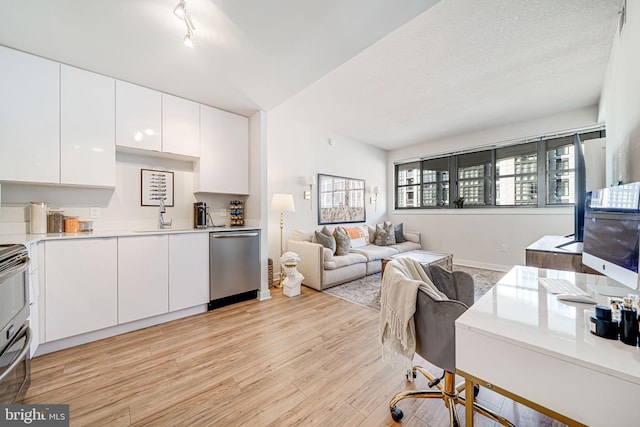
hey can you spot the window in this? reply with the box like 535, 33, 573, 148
546, 136, 575, 205
496, 143, 537, 206
396, 162, 421, 208
394, 129, 605, 209
458, 151, 492, 206
422, 157, 449, 207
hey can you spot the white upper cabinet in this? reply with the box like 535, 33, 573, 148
162, 94, 200, 158
116, 80, 162, 152
60, 65, 116, 187
196, 105, 249, 194
0, 46, 60, 184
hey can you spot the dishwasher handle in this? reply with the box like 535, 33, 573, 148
211, 232, 259, 238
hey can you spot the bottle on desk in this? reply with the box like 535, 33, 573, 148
620, 296, 638, 346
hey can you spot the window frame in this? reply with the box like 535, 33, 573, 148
393, 129, 605, 210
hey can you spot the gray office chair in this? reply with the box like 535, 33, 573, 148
389, 264, 514, 427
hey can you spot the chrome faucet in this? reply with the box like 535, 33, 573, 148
159, 197, 172, 229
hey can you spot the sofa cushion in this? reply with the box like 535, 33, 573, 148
351, 244, 399, 261
323, 247, 334, 262
389, 241, 421, 253
333, 226, 351, 256
324, 252, 368, 270
343, 225, 369, 248
314, 229, 336, 254
374, 222, 396, 246
393, 223, 406, 243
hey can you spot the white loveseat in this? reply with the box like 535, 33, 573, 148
287, 224, 421, 291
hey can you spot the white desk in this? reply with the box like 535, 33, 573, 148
455, 266, 640, 427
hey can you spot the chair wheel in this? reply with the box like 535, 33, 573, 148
390, 407, 403, 422
405, 371, 417, 381
474, 384, 480, 398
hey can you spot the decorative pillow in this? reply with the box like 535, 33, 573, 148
374, 222, 396, 246
393, 223, 406, 243
314, 229, 336, 254
423, 264, 458, 300
343, 225, 369, 248
333, 226, 351, 255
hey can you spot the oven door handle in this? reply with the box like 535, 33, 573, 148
0, 326, 32, 382
0, 257, 30, 281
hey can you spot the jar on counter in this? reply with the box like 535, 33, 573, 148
47, 209, 64, 233
30, 201, 47, 234
78, 220, 93, 232
63, 216, 80, 233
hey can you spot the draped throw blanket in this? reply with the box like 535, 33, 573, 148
379, 258, 448, 374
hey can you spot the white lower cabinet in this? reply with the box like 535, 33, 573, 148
44, 238, 118, 342
118, 235, 169, 323
169, 233, 209, 311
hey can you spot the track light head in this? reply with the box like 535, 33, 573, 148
183, 31, 194, 48
173, 1, 186, 20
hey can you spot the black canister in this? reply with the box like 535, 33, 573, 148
194, 202, 208, 229
620, 297, 638, 346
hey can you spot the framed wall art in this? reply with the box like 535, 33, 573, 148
141, 169, 174, 207
317, 173, 366, 224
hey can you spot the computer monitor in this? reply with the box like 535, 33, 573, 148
582, 183, 640, 292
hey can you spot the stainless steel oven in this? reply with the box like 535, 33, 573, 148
0, 244, 32, 404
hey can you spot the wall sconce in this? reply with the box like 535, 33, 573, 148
304, 175, 316, 209
370, 186, 379, 210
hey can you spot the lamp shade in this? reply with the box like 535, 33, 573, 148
271, 193, 296, 212
372, 186, 379, 194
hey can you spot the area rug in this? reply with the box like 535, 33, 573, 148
322, 265, 506, 311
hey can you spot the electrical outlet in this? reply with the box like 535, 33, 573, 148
90, 207, 101, 218
500, 244, 507, 252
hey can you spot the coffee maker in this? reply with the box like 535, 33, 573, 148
194, 202, 209, 228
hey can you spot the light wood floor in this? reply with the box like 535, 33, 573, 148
25, 287, 563, 426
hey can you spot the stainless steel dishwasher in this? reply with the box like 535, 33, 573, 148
208, 230, 260, 309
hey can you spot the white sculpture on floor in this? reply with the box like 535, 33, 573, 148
280, 251, 304, 297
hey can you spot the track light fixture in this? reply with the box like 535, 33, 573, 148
174, 1, 196, 47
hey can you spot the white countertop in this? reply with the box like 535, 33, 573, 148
0, 226, 260, 246
456, 265, 640, 386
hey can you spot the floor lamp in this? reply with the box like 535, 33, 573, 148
271, 193, 296, 287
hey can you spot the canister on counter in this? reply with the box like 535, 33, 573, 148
47, 209, 64, 233
63, 216, 80, 233
30, 201, 47, 234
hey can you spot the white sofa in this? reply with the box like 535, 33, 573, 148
287, 225, 421, 291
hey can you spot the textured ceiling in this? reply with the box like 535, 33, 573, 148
0, 0, 622, 151
278, 0, 623, 149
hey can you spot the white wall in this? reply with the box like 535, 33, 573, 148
601, 0, 640, 185
267, 108, 387, 274
388, 107, 601, 270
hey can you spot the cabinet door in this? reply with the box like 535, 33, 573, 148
45, 238, 118, 342
169, 233, 209, 311
60, 65, 116, 187
162, 94, 200, 157
0, 46, 60, 184
118, 235, 169, 323
116, 80, 162, 151
197, 105, 249, 194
